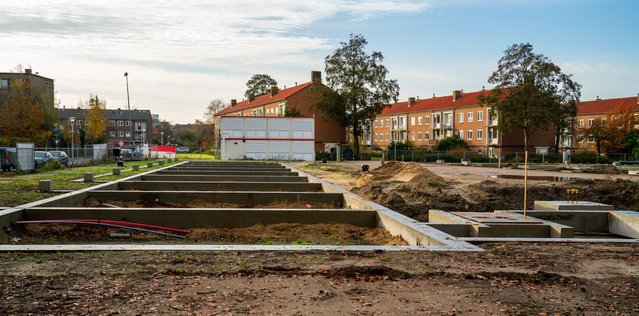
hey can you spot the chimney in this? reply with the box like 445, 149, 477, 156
248, 94, 255, 102
230, 99, 237, 106
270, 86, 279, 96
408, 97, 416, 107
311, 71, 321, 83
25, 68, 32, 74
596, 96, 600, 100
453, 90, 463, 102
432, 94, 436, 98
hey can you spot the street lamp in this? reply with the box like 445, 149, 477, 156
161, 132, 164, 145
124, 72, 133, 148
69, 117, 75, 163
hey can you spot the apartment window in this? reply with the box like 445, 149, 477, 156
588, 119, 594, 127
444, 130, 453, 138
125, 131, 131, 137
424, 116, 430, 125
399, 116, 405, 128
459, 130, 464, 139
118, 120, 124, 126
385, 133, 389, 141
417, 132, 422, 140
374, 133, 378, 141
443, 113, 452, 126
467, 130, 473, 140
588, 135, 594, 143
467, 112, 474, 122
417, 117, 422, 125
458, 113, 464, 123
433, 114, 441, 124
433, 130, 440, 140
424, 132, 429, 140
0, 79, 8, 89
410, 132, 415, 141
477, 130, 483, 140
85, 120, 89, 126
385, 119, 389, 127
411, 117, 415, 126
76, 120, 82, 126
477, 110, 484, 121
109, 131, 115, 137
118, 131, 124, 137
374, 121, 378, 128
578, 119, 584, 127
125, 121, 131, 126
109, 120, 116, 126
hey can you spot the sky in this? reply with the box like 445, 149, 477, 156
1, 0, 637, 124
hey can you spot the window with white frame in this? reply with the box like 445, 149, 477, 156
76, 120, 82, 126
118, 131, 124, 137
444, 130, 452, 138
424, 132, 430, 140
411, 117, 415, 126
467, 130, 473, 139
417, 116, 422, 125
458, 113, 464, 123
467, 112, 474, 122
0, 79, 8, 89
125, 131, 131, 137
118, 120, 124, 126
109, 131, 115, 137
477, 129, 483, 140
578, 119, 584, 127
374, 133, 378, 141
385, 119, 389, 127
459, 130, 464, 139
109, 120, 116, 126
477, 110, 483, 121
374, 120, 378, 128
424, 116, 430, 125
410, 132, 415, 141
125, 121, 131, 126
385, 133, 389, 141
588, 134, 594, 142
588, 119, 594, 127
417, 132, 422, 140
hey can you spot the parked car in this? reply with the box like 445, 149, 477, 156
48, 151, 69, 166
34, 151, 54, 167
120, 148, 144, 161
176, 146, 190, 153
0, 147, 17, 171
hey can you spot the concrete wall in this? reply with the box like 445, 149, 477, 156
609, 211, 639, 238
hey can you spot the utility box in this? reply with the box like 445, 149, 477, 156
220, 117, 315, 161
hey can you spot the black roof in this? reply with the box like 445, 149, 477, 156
58, 108, 152, 121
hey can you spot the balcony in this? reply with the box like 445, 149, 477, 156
488, 138, 498, 145
488, 117, 498, 127
433, 122, 441, 129
443, 121, 452, 129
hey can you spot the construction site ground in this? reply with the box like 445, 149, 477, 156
1, 161, 638, 314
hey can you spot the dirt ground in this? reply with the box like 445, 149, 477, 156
300, 162, 639, 221
2, 162, 638, 314
9, 223, 406, 246
1, 242, 637, 315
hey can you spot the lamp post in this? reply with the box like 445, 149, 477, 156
124, 72, 133, 148
69, 117, 75, 163
161, 132, 164, 145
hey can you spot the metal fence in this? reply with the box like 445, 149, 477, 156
360, 150, 639, 164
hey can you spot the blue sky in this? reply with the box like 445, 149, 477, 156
1, 0, 637, 123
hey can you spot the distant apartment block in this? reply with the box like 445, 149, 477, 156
214, 71, 345, 151
0, 68, 55, 108
371, 90, 556, 157
58, 107, 154, 148
562, 95, 639, 152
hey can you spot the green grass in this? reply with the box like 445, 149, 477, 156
0, 159, 180, 207
176, 152, 217, 160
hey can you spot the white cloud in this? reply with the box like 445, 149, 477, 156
0, 0, 431, 123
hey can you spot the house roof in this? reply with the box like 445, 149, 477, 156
577, 96, 639, 115
58, 108, 152, 121
215, 82, 313, 116
379, 90, 490, 116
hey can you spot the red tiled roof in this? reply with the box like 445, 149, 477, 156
215, 82, 313, 116
379, 90, 490, 115
577, 96, 639, 115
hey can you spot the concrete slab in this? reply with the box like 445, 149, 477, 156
119, 181, 323, 192
500, 210, 609, 233
157, 170, 298, 176
140, 175, 309, 182
609, 211, 639, 238
534, 200, 614, 211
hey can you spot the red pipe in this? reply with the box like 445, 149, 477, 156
13, 219, 190, 235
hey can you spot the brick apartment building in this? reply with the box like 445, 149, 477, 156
58, 107, 154, 148
214, 71, 345, 151
0, 68, 55, 108
563, 95, 639, 152
371, 89, 556, 157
